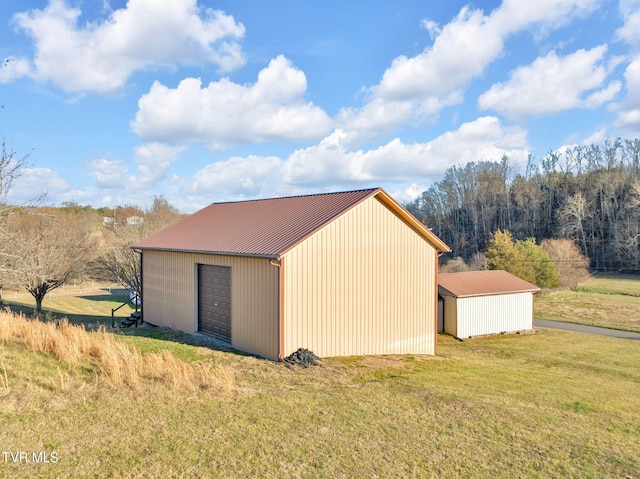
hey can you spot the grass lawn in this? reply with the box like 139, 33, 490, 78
1, 283, 136, 329
1, 316, 639, 478
577, 273, 640, 297
1, 278, 639, 477
535, 273, 640, 332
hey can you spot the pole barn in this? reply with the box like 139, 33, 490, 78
134, 188, 450, 360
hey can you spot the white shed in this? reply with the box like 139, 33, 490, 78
438, 270, 540, 339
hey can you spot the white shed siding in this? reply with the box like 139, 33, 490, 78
453, 292, 533, 338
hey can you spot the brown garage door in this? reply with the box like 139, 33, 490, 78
198, 265, 231, 340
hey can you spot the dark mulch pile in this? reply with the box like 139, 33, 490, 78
283, 348, 322, 368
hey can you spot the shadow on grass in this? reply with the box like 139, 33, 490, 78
118, 327, 256, 358
1, 302, 117, 331
78, 288, 132, 303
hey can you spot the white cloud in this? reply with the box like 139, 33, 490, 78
131, 55, 332, 148
614, 57, 640, 132
88, 158, 130, 189
391, 183, 431, 204
281, 130, 369, 186
340, 0, 598, 143
378, 0, 599, 102
132, 142, 186, 186
584, 80, 622, 108
613, 1, 640, 133
494, 0, 598, 35
191, 155, 282, 197
617, 0, 640, 47
376, 6, 501, 103
581, 127, 608, 146
11, 0, 245, 94
365, 116, 529, 179
50, 116, 528, 210
479, 46, 621, 117
552, 127, 611, 168
421, 19, 441, 40
282, 117, 529, 187
6, 167, 69, 203
0, 57, 31, 83
335, 98, 417, 148
87, 143, 185, 203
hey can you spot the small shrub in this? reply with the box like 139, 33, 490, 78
440, 257, 471, 273
541, 238, 590, 289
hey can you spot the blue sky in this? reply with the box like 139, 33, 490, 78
0, 0, 639, 212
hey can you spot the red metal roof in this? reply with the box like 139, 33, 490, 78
438, 270, 541, 298
133, 188, 450, 258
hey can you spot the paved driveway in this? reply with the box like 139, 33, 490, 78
535, 319, 640, 340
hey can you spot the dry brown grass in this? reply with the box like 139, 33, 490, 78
0, 357, 8, 390
0, 309, 234, 392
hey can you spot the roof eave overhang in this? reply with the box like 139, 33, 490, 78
275, 187, 452, 257
375, 189, 451, 253
132, 246, 280, 260
132, 186, 451, 258
439, 288, 541, 298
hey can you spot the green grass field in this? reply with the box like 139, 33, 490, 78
0, 278, 639, 477
1, 328, 639, 478
1, 283, 136, 329
535, 273, 640, 332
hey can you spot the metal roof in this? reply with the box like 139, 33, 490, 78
133, 187, 450, 258
438, 270, 541, 298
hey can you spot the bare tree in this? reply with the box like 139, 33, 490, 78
0, 140, 32, 304
440, 257, 470, 273
144, 195, 183, 231
0, 140, 30, 207
97, 225, 144, 298
0, 210, 95, 313
618, 180, 640, 270
558, 192, 590, 258
541, 238, 590, 289
96, 196, 183, 299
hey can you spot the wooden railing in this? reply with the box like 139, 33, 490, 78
111, 293, 141, 328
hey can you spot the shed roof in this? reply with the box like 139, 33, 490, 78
438, 270, 540, 298
133, 187, 450, 258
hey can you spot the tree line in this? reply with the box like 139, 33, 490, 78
406, 138, 640, 272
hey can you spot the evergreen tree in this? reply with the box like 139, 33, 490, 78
485, 230, 526, 276
517, 238, 560, 288
485, 230, 560, 288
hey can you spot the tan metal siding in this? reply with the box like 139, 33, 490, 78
142, 250, 279, 360
443, 296, 458, 337
455, 292, 534, 338
282, 196, 437, 357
